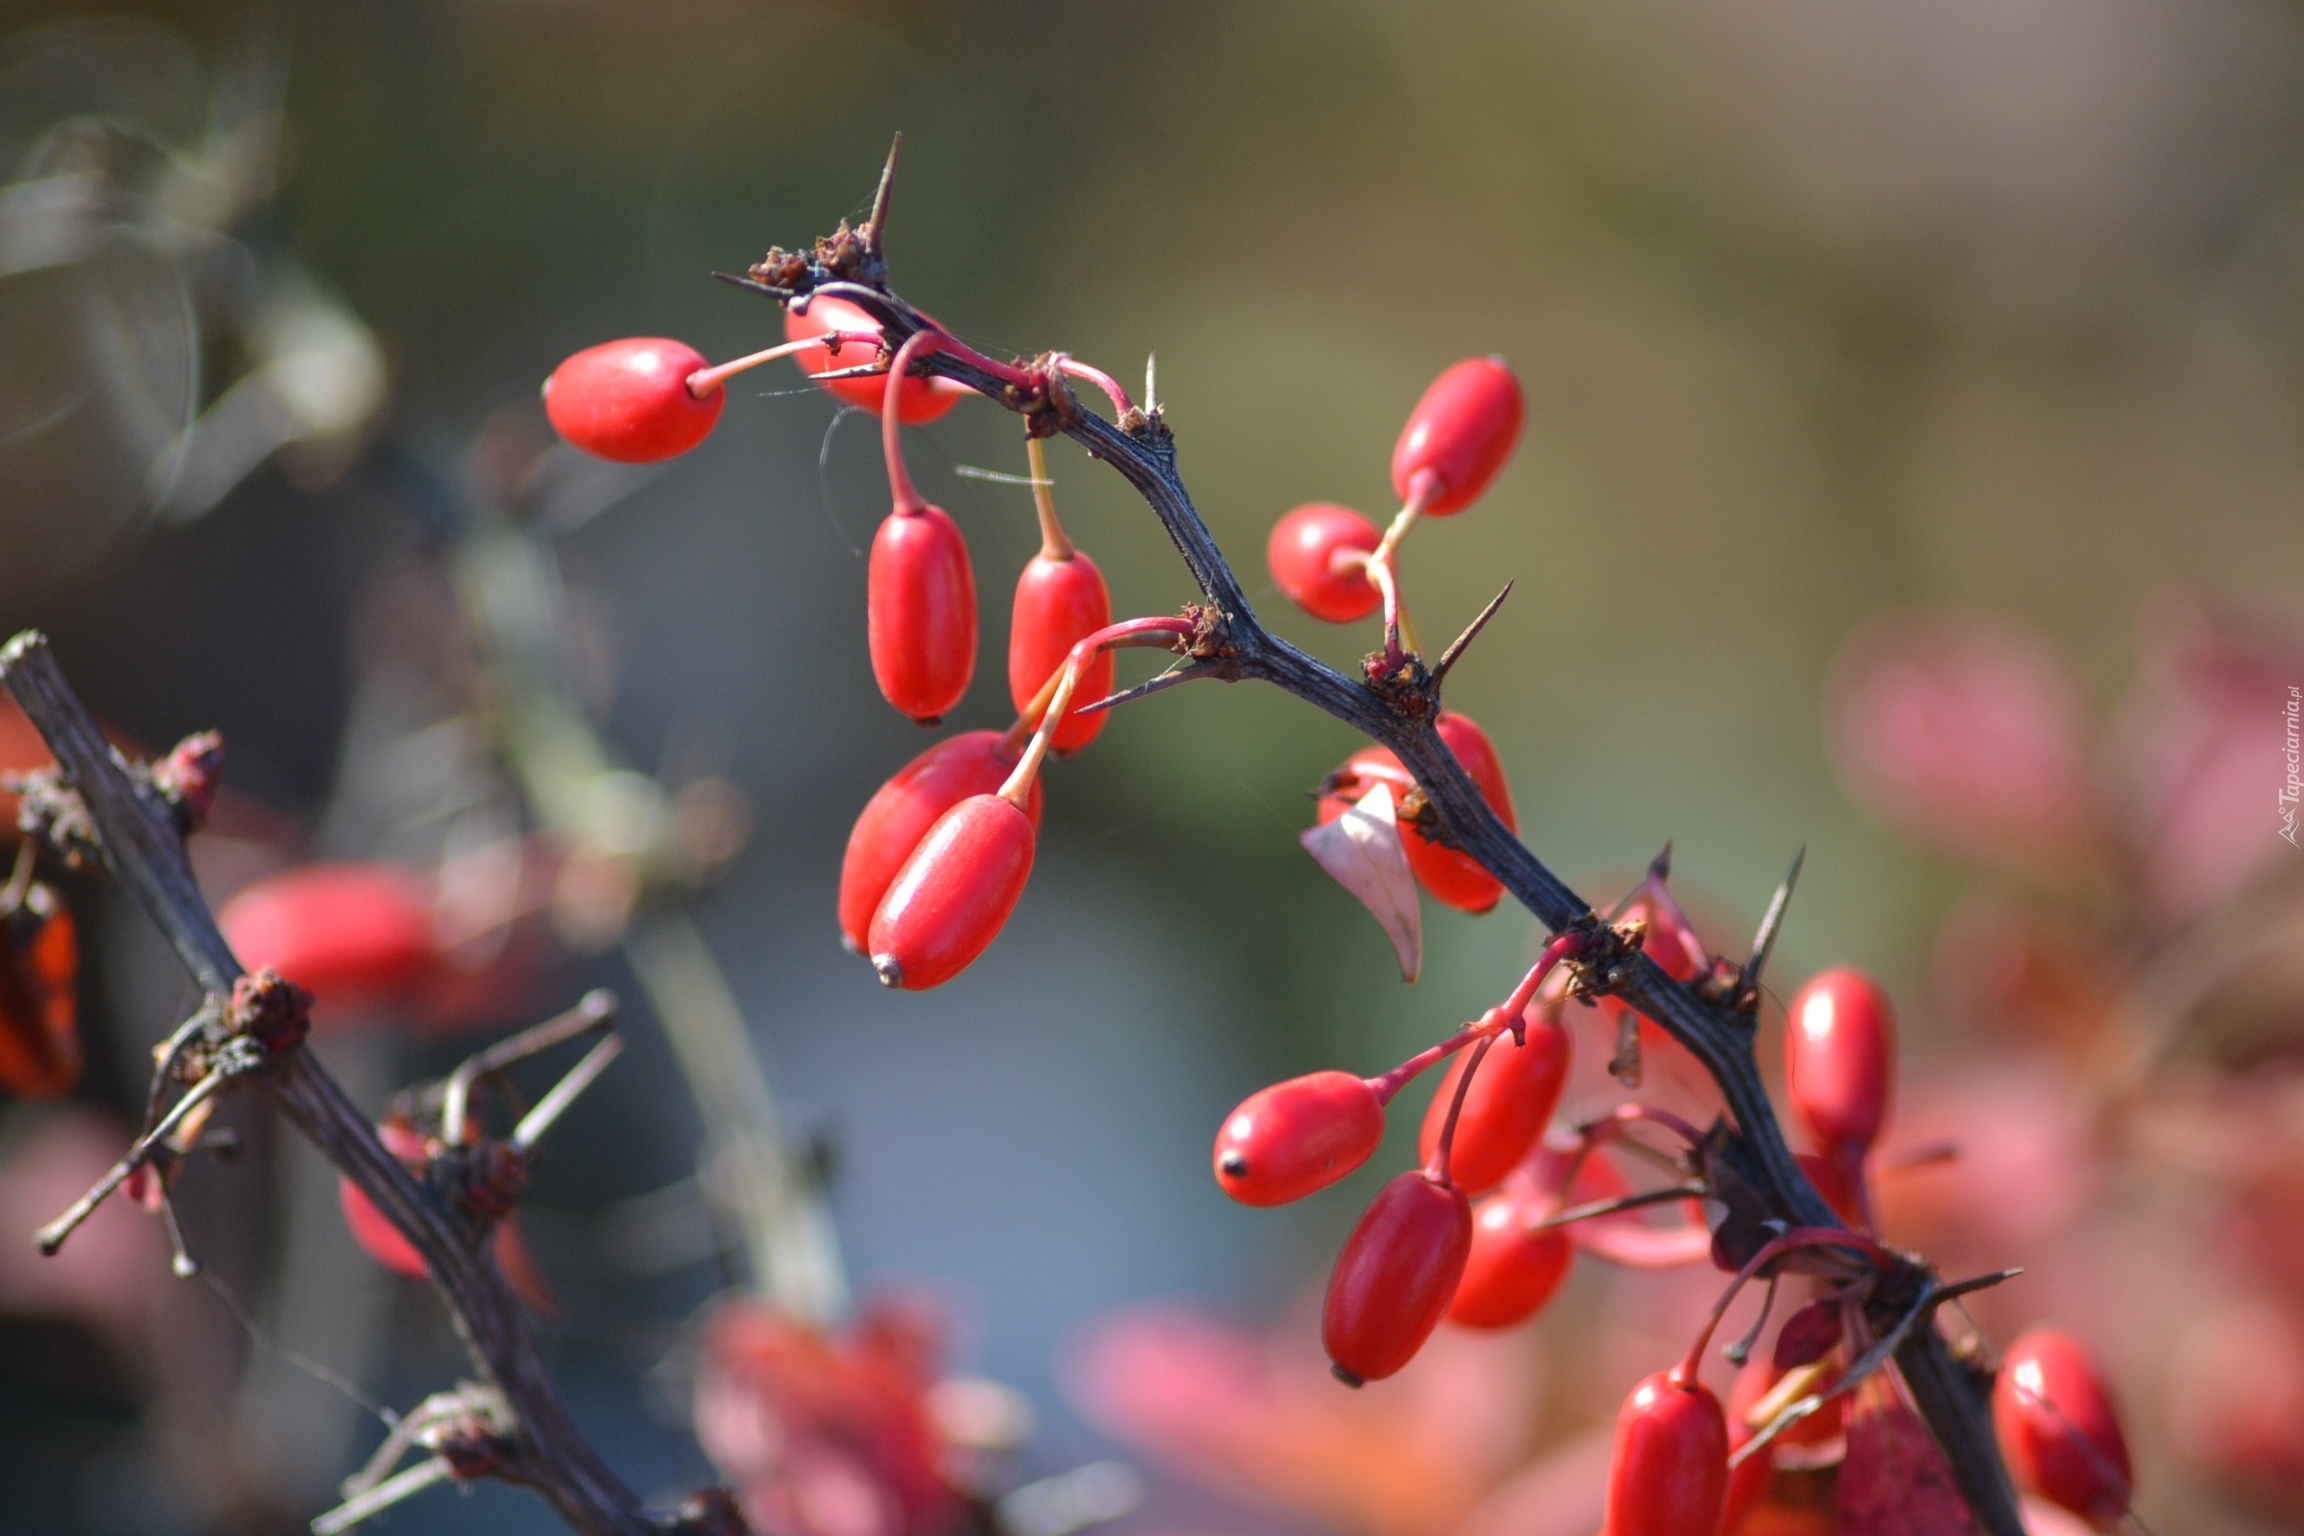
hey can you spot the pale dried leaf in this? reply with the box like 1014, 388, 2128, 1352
1300, 782, 1421, 982
1836, 1373, 1980, 1536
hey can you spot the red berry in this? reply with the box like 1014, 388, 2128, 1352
1321, 713, 1516, 913
1416, 1009, 1569, 1195
785, 296, 963, 423
0, 883, 79, 1099
1446, 1192, 1571, 1328
868, 794, 1036, 990
338, 1116, 554, 1311
839, 732, 1044, 955
543, 338, 723, 463
1602, 1372, 1729, 1536
1785, 966, 1896, 1163
1321, 1171, 1472, 1385
1390, 357, 1524, 517
1009, 550, 1114, 755
1213, 1071, 1386, 1207
1994, 1329, 2133, 1528
869, 503, 977, 724
220, 863, 439, 1019
1267, 503, 1382, 623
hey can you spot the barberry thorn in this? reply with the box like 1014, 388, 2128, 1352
437, 990, 617, 1146
863, 132, 902, 254
1743, 844, 1806, 1001
1431, 579, 1513, 688
1069, 661, 1223, 719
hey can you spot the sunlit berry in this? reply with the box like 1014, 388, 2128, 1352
1391, 357, 1524, 517
543, 338, 723, 463
1213, 1071, 1386, 1207
1416, 1009, 1569, 1195
1267, 503, 1382, 623
1322, 713, 1517, 913
839, 732, 1043, 955
1446, 1192, 1570, 1329
869, 794, 1036, 990
0, 882, 79, 1099
1785, 966, 1897, 1163
785, 295, 963, 423
1321, 1171, 1471, 1385
219, 863, 439, 1019
1010, 551, 1114, 755
1602, 1372, 1728, 1536
870, 503, 977, 725
1994, 1329, 2133, 1529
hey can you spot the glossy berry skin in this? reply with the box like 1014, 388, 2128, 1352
0, 884, 79, 1098
869, 794, 1035, 990
839, 732, 1044, 954
1446, 1193, 1571, 1328
1603, 1372, 1729, 1536
1994, 1329, 2133, 1528
1213, 1071, 1386, 1207
1267, 503, 1382, 623
1416, 1010, 1570, 1195
869, 503, 977, 724
785, 296, 963, 423
543, 338, 723, 463
1321, 1171, 1472, 1385
1785, 966, 1897, 1162
1321, 713, 1517, 913
219, 863, 438, 1018
1390, 357, 1524, 517
1009, 550, 1114, 755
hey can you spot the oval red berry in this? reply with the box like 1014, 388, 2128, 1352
1213, 1071, 1386, 1207
1446, 1193, 1571, 1329
1267, 503, 1382, 624
839, 732, 1043, 955
869, 794, 1036, 990
869, 503, 977, 725
220, 863, 438, 1021
1009, 550, 1114, 755
544, 338, 723, 463
0, 883, 79, 1099
1602, 1372, 1728, 1536
1323, 713, 1516, 913
1321, 1170, 1472, 1385
1785, 966, 1897, 1161
1994, 1328, 2132, 1527
786, 296, 963, 424
1417, 1008, 1569, 1196
1391, 357, 1524, 517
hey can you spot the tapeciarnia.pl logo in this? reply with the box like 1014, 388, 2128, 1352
2283, 684, 2300, 847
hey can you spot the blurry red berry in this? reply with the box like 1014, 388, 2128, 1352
869, 504, 977, 725
1994, 1329, 2133, 1529
1785, 966, 1896, 1162
1267, 503, 1382, 623
1321, 1171, 1472, 1385
1323, 713, 1516, 913
785, 296, 963, 423
543, 338, 723, 463
868, 794, 1036, 990
1212, 1071, 1386, 1207
1602, 1371, 1728, 1536
839, 732, 1044, 954
1795, 1150, 1867, 1229
220, 863, 439, 1019
0, 883, 79, 1099
1416, 1009, 1569, 1195
339, 1116, 551, 1310
1446, 1192, 1571, 1329
1009, 551, 1114, 755
1390, 357, 1524, 517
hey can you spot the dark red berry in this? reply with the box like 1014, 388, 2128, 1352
544, 338, 723, 463
1010, 551, 1114, 755
1321, 1171, 1472, 1385
1785, 966, 1896, 1163
785, 296, 963, 423
869, 504, 977, 724
839, 732, 1044, 955
1267, 503, 1382, 623
1213, 1071, 1386, 1207
1602, 1371, 1728, 1536
1446, 1192, 1571, 1329
1994, 1328, 2132, 1529
1416, 1009, 1569, 1195
1390, 357, 1524, 517
868, 794, 1036, 990
0, 883, 79, 1099
1320, 713, 1516, 913
219, 863, 439, 1019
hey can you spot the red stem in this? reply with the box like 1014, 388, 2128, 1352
1052, 354, 1134, 417
1674, 1227, 1894, 1387
1364, 933, 1587, 1106
882, 330, 942, 515
1425, 1032, 1493, 1185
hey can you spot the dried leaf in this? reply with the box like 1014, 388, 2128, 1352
1835, 1373, 1979, 1536
1300, 782, 1421, 982
1775, 1298, 1844, 1372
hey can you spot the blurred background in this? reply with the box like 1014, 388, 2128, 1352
0, 2, 2300, 1533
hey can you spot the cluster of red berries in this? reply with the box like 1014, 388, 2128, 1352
1214, 914, 2139, 1534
